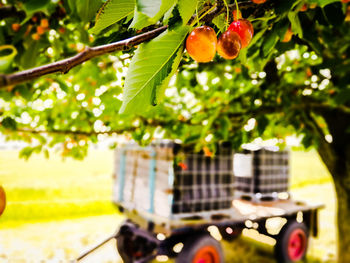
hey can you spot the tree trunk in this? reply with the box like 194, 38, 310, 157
315, 110, 350, 263
333, 175, 350, 263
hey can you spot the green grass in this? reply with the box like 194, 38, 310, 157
0, 149, 117, 228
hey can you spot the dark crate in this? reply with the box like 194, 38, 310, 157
233, 148, 290, 202
113, 141, 235, 219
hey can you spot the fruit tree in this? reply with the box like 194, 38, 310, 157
0, 0, 350, 261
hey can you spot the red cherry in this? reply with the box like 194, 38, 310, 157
186, 26, 217, 63
232, 10, 242, 20
300, 4, 308, 12
252, 0, 266, 3
228, 19, 254, 48
281, 27, 293, 43
178, 162, 188, 170
341, 0, 350, 3
217, 30, 241, 60
0, 186, 5, 216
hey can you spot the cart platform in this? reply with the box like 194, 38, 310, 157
120, 198, 323, 236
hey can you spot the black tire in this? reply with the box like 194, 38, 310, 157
176, 233, 224, 263
275, 220, 309, 263
0, 186, 6, 216
116, 235, 133, 263
219, 227, 242, 242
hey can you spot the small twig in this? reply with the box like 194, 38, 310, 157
14, 127, 136, 136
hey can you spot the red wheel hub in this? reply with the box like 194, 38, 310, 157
288, 229, 307, 261
193, 245, 220, 263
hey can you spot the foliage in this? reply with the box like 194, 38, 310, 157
0, 0, 349, 161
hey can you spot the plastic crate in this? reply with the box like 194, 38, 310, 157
113, 141, 235, 219
233, 148, 290, 202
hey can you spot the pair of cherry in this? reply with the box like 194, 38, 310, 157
186, 15, 254, 62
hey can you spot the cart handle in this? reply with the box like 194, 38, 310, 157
75, 232, 118, 262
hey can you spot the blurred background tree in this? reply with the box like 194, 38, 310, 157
0, 0, 350, 261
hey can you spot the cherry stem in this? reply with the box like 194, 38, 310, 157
190, 3, 217, 27
234, 0, 240, 20
195, 1, 199, 26
223, 0, 229, 30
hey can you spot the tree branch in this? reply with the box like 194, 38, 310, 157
0, 0, 259, 89
0, 25, 168, 88
14, 127, 137, 136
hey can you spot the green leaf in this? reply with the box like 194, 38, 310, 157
178, 0, 198, 25
262, 30, 278, 57
76, 0, 103, 22
288, 12, 303, 38
20, 40, 40, 69
153, 45, 184, 105
212, 13, 227, 33
90, 0, 136, 34
23, 0, 50, 14
19, 146, 35, 160
275, 18, 290, 40
307, 0, 339, 8
239, 46, 247, 65
1, 117, 17, 130
249, 27, 267, 47
257, 115, 269, 135
136, 0, 162, 18
119, 25, 189, 114
130, 0, 176, 30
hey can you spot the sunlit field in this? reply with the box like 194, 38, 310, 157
0, 149, 336, 262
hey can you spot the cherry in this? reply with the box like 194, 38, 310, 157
228, 19, 254, 48
252, 0, 266, 4
342, 0, 350, 3
37, 26, 45, 35
300, 4, 308, 12
233, 10, 242, 21
186, 26, 217, 63
11, 23, 21, 32
31, 33, 40, 40
217, 30, 241, 60
40, 19, 49, 28
281, 27, 293, 42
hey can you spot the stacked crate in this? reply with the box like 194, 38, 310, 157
113, 141, 235, 219
233, 148, 290, 202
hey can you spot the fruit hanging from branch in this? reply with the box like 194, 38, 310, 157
251, 0, 267, 4
217, 30, 242, 60
282, 27, 293, 43
228, 19, 254, 49
185, 26, 217, 63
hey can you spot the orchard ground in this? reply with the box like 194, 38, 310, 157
0, 149, 336, 262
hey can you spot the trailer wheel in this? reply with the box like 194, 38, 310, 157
176, 233, 224, 263
0, 186, 6, 216
275, 221, 309, 263
219, 227, 242, 241
116, 235, 133, 263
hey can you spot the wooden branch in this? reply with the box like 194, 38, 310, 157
15, 127, 137, 136
0, 0, 258, 89
0, 25, 168, 88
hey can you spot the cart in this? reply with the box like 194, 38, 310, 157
114, 198, 322, 263
77, 141, 323, 263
